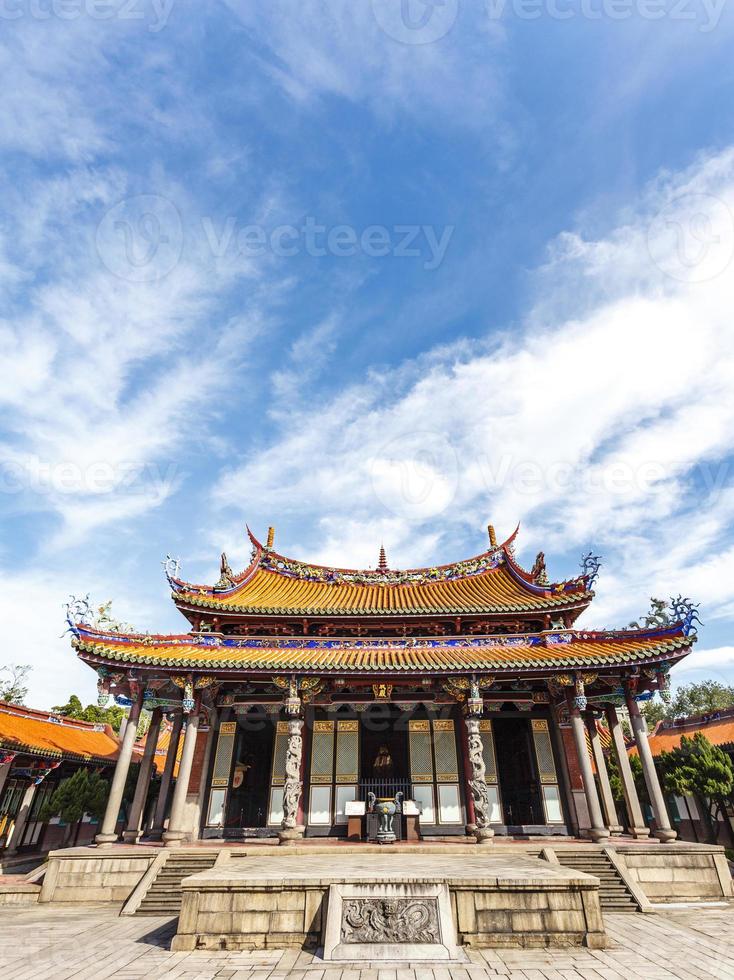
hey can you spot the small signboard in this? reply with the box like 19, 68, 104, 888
345, 800, 366, 816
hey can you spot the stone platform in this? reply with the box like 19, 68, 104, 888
171, 852, 606, 953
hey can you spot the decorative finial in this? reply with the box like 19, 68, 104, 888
488, 525, 497, 547
378, 544, 388, 572
215, 552, 234, 589
267, 526, 275, 549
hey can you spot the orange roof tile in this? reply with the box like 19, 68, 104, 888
0, 701, 122, 763
637, 709, 734, 757
171, 529, 593, 618
73, 624, 694, 674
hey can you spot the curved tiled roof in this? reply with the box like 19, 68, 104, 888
171, 529, 593, 618
0, 702, 122, 764
73, 623, 693, 674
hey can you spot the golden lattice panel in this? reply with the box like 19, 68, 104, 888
311, 720, 335, 784
409, 720, 434, 783
531, 719, 558, 784
270, 721, 289, 786
211, 721, 236, 787
432, 720, 459, 783
336, 720, 359, 783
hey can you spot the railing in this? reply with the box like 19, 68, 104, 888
357, 778, 413, 801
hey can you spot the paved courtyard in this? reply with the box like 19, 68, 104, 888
0, 904, 733, 980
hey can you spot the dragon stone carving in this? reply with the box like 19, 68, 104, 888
341, 898, 440, 944
281, 717, 304, 831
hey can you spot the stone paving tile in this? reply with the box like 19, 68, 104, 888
1, 906, 734, 978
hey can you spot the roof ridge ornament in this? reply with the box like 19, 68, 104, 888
580, 551, 602, 588
378, 544, 388, 572
162, 554, 182, 590
215, 552, 235, 590
670, 595, 702, 636
64, 594, 91, 636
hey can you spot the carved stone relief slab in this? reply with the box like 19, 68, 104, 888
323, 882, 463, 962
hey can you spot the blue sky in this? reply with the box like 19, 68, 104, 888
2, 0, 734, 708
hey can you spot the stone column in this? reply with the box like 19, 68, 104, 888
569, 705, 609, 842
7, 783, 36, 853
96, 688, 144, 845
465, 715, 494, 844
604, 704, 649, 838
122, 707, 163, 843
585, 713, 623, 835
149, 712, 183, 840
163, 707, 200, 847
278, 710, 304, 846
460, 717, 477, 832
626, 694, 676, 842
0, 757, 14, 800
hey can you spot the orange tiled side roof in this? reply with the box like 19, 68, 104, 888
73, 625, 694, 673
635, 709, 734, 757
0, 701, 121, 763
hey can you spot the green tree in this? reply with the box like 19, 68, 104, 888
641, 681, 734, 727
40, 768, 109, 843
0, 664, 31, 704
52, 694, 127, 733
606, 750, 649, 809
659, 733, 734, 844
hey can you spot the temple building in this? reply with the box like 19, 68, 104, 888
67, 525, 699, 847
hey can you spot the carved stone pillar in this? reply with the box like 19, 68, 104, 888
465, 715, 494, 844
278, 713, 305, 845
626, 693, 676, 842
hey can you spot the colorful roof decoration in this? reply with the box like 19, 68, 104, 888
169, 527, 594, 618
72, 622, 693, 675
631, 707, 734, 758
0, 701, 123, 765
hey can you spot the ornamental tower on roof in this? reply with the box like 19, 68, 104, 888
67, 524, 698, 847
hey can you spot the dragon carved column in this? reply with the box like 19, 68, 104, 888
279, 678, 305, 845
465, 680, 494, 844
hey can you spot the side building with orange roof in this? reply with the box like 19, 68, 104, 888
629, 708, 734, 847
0, 701, 168, 859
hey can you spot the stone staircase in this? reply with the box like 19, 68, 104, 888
134, 852, 218, 916
554, 849, 640, 912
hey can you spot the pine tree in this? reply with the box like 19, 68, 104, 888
659, 733, 734, 843
40, 768, 109, 840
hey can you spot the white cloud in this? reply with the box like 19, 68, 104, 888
221, 0, 503, 122
214, 146, 734, 635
